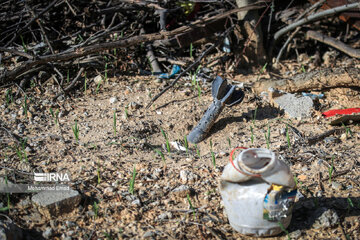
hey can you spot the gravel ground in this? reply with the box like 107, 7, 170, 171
0, 58, 360, 239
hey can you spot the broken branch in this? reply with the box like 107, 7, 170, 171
306, 30, 360, 59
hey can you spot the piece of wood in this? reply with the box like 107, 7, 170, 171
252, 67, 360, 94
306, 30, 360, 59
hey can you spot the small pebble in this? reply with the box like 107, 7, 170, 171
42, 227, 53, 239
143, 231, 155, 238
109, 97, 117, 104
331, 181, 343, 191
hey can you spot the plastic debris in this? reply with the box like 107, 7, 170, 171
301, 92, 324, 99
220, 148, 297, 237
158, 65, 181, 79
323, 108, 360, 118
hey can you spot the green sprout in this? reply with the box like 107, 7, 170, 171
286, 124, 291, 149
84, 72, 87, 94
129, 165, 137, 195
97, 162, 101, 185
187, 193, 195, 218
96, 78, 102, 94
104, 63, 108, 82
124, 106, 129, 119
227, 137, 231, 149
265, 124, 271, 149
154, 149, 165, 163
341, 122, 352, 138
113, 110, 117, 136
72, 120, 79, 143
19, 35, 27, 52
278, 221, 290, 240
190, 43, 193, 58
210, 139, 216, 167
184, 135, 189, 154
160, 128, 170, 153
93, 201, 99, 219
195, 144, 200, 159
5, 88, 13, 105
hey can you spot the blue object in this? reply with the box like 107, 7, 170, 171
301, 92, 324, 100
158, 65, 181, 79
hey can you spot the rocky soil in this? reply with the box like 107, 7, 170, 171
0, 56, 360, 239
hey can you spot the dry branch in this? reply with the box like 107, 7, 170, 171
273, 2, 360, 41
306, 30, 360, 59
0, 4, 264, 85
253, 67, 360, 94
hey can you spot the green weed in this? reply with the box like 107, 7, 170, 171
278, 221, 290, 240
129, 165, 136, 195
154, 149, 166, 163
5, 89, 13, 105
49, 108, 59, 125
341, 122, 352, 138
160, 128, 171, 153
93, 201, 99, 219
124, 106, 129, 119
96, 78, 102, 93
195, 144, 200, 159
187, 193, 195, 218
72, 120, 79, 143
286, 124, 291, 149
184, 135, 189, 154
104, 63, 108, 82
97, 162, 101, 185
265, 124, 271, 149
190, 43, 193, 58
210, 140, 216, 167
19, 35, 27, 52
227, 137, 231, 149
84, 72, 87, 94
113, 110, 117, 136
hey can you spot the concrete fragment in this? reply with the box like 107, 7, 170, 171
273, 93, 313, 119
31, 189, 81, 218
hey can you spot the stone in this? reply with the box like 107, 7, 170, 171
94, 75, 102, 84
312, 208, 339, 229
109, 97, 117, 104
331, 182, 343, 191
273, 93, 313, 119
42, 227, 53, 239
31, 189, 81, 218
143, 231, 155, 238
179, 170, 197, 183
289, 229, 301, 239
171, 185, 192, 198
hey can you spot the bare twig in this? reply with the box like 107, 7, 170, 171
53, 67, 84, 100
146, 26, 235, 109
274, 2, 360, 41
275, 0, 326, 64
0, 47, 34, 60
4, 0, 60, 47
306, 30, 360, 59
